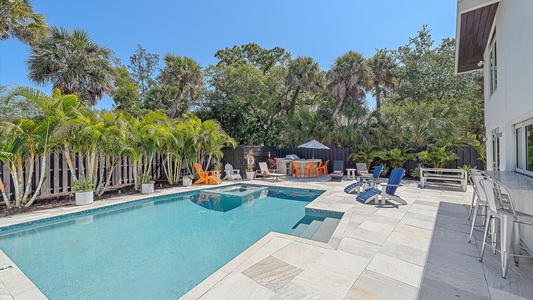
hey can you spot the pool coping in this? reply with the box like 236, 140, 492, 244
0, 180, 341, 299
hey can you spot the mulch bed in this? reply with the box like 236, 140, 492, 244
0, 181, 179, 218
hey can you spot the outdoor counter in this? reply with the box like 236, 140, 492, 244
484, 171, 533, 252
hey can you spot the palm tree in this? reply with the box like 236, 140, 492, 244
368, 50, 396, 110
159, 54, 203, 118
327, 51, 370, 119
285, 56, 323, 118
0, 0, 47, 45
27, 27, 115, 106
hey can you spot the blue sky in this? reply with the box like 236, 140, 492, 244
0, 0, 457, 109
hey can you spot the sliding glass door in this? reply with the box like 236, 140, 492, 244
514, 119, 533, 176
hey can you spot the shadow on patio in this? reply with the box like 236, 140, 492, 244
418, 201, 533, 299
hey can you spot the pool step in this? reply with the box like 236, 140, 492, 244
311, 217, 340, 243
292, 222, 309, 236
299, 220, 323, 239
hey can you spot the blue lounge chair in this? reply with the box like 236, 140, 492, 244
330, 160, 344, 181
356, 168, 406, 207
344, 165, 384, 194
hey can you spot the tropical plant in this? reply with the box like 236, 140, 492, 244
0, 117, 52, 207
465, 133, 486, 166
385, 148, 415, 169
27, 26, 115, 106
384, 101, 458, 148
458, 164, 476, 176
417, 145, 459, 168
159, 54, 203, 118
141, 174, 155, 184
348, 146, 385, 170
410, 163, 425, 179
367, 49, 396, 110
122, 111, 168, 190
285, 56, 323, 119
326, 51, 371, 119
71, 179, 95, 193
0, 0, 47, 45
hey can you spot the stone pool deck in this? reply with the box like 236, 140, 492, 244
0, 177, 532, 299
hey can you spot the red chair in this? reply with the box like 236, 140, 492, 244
304, 162, 314, 178
292, 161, 300, 177
314, 161, 323, 177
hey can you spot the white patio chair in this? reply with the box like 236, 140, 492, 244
224, 164, 242, 180
255, 162, 285, 181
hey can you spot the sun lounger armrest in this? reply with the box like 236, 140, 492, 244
379, 183, 403, 187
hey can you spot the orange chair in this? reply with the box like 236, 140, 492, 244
304, 162, 314, 178
292, 161, 300, 177
319, 160, 329, 176
314, 161, 323, 177
193, 163, 222, 185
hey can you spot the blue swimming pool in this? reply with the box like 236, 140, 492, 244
0, 184, 325, 299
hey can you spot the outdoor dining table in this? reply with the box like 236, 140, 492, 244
292, 159, 322, 178
484, 171, 533, 251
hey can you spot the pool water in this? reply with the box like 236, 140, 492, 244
0, 185, 324, 299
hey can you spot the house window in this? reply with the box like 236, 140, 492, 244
489, 37, 497, 95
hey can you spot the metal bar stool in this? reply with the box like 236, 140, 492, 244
478, 179, 533, 278
468, 174, 489, 243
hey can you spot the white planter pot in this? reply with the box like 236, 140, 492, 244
182, 178, 192, 186
246, 171, 255, 180
141, 183, 154, 194
75, 191, 93, 206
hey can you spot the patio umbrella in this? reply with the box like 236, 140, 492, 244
297, 139, 330, 158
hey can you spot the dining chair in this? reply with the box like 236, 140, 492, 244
478, 179, 533, 278
291, 161, 300, 177
314, 161, 323, 177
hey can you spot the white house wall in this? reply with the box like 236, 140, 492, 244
485, 0, 533, 171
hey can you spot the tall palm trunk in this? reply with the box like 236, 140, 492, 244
63, 144, 77, 182
21, 152, 35, 204
0, 179, 12, 208
26, 155, 47, 207
375, 86, 382, 110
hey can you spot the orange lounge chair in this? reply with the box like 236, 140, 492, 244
193, 163, 222, 185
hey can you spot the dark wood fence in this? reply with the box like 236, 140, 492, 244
276, 146, 484, 176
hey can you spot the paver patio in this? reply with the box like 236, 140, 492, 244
0, 177, 532, 299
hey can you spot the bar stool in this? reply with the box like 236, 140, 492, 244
314, 161, 323, 177
468, 170, 485, 220
478, 179, 533, 278
468, 174, 489, 243
291, 161, 300, 177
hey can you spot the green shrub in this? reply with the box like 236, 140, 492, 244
72, 179, 95, 193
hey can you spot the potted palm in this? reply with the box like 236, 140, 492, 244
72, 179, 95, 206
141, 174, 155, 194
182, 174, 193, 186
245, 150, 255, 180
